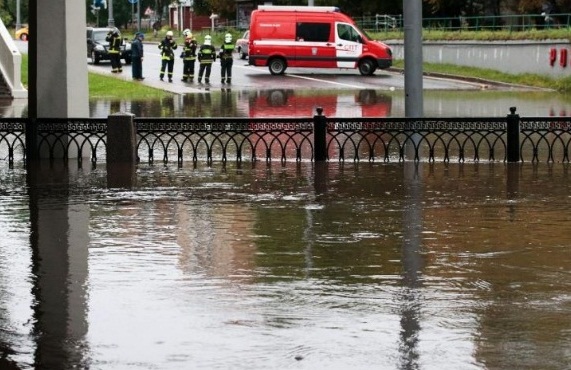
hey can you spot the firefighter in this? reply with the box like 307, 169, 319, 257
219, 33, 235, 84
159, 30, 177, 82
106, 27, 123, 73
181, 29, 198, 82
197, 35, 216, 84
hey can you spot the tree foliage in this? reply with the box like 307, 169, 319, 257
2, 0, 571, 31
0, 0, 29, 26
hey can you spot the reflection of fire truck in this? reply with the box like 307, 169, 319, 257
237, 89, 393, 160
245, 89, 392, 118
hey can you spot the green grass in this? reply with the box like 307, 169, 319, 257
370, 28, 571, 42
21, 54, 171, 99
87, 73, 170, 99
392, 58, 571, 93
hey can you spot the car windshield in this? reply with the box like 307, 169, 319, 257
92, 31, 109, 43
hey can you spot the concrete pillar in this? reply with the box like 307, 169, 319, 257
33, 0, 89, 118
27, 0, 90, 160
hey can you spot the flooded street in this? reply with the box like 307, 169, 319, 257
2, 40, 571, 368
1, 161, 571, 369
86, 89, 571, 119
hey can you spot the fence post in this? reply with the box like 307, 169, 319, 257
107, 112, 137, 163
314, 107, 327, 161
506, 106, 520, 162
107, 113, 137, 188
25, 118, 39, 162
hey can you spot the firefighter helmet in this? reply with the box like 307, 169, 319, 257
166, 30, 174, 37
204, 35, 212, 45
224, 33, 232, 43
183, 29, 191, 37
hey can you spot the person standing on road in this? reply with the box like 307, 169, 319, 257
159, 30, 177, 82
106, 27, 123, 73
131, 32, 145, 81
181, 29, 198, 82
219, 33, 235, 84
197, 35, 216, 84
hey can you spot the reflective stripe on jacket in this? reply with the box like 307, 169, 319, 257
159, 38, 177, 60
198, 44, 216, 63
106, 34, 122, 54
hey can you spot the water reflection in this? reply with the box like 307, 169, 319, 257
399, 163, 424, 370
4, 89, 571, 118
1, 161, 571, 369
88, 89, 571, 118
27, 162, 91, 369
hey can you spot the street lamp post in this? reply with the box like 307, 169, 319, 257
16, 0, 21, 31
108, 0, 114, 27
179, 0, 184, 35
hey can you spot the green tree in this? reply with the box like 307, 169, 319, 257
0, 0, 29, 26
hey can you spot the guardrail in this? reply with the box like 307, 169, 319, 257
355, 12, 571, 32
2, 108, 571, 167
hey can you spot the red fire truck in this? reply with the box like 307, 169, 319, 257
247, 6, 393, 76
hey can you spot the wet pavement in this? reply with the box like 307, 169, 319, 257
86, 41, 494, 94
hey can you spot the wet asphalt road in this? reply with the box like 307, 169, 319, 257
14, 39, 488, 93
85, 41, 488, 94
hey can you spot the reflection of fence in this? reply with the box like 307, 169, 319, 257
2, 109, 571, 166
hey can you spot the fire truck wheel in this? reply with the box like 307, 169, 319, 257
358, 58, 377, 76
268, 58, 287, 75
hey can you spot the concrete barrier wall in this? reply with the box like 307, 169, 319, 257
387, 39, 571, 78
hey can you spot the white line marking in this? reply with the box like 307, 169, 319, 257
234, 64, 366, 89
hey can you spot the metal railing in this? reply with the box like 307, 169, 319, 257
355, 13, 571, 33
2, 110, 571, 167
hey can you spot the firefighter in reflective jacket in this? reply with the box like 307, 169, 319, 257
181, 29, 198, 82
106, 27, 123, 73
159, 30, 177, 82
219, 33, 235, 84
197, 35, 216, 84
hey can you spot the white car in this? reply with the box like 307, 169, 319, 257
236, 30, 249, 60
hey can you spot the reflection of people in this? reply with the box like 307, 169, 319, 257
181, 29, 198, 82
219, 33, 235, 84
131, 32, 145, 80
106, 27, 123, 73
198, 35, 216, 84
159, 30, 177, 82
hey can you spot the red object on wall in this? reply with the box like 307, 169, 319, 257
560, 48, 568, 67
549, 48, 557, 66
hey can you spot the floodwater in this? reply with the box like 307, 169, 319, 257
1, 160, 571, 370
88, 89, 571, 119
3, 88, 571, 118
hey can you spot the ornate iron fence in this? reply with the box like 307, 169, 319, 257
136, 118, 314, 164
0, 118, 26, 166
2, 112, 571, 166
325, 117, 507, 162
